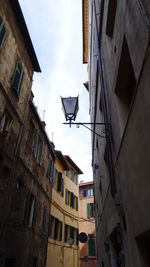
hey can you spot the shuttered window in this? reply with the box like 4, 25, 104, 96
106, 0, 117, 37
26, 193, 36, 228
65, 224, 69, 242
57, 172, 62, 192
88, 238, 96, 256
54, 218, 62, 241
0, 17, 5, 47
87, 203, 95, 219
70, 192, 74, 208
11, 62, 24, 96
76, 197, 78, 211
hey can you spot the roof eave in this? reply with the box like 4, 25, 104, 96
9, 0, 41, 72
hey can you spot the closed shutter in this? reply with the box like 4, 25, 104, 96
88, 239, 96, 256
87, 203, 91, 219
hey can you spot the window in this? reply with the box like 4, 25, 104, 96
65, 224, 69, 242
70, 192, 74, 208
65, 189, 70, 206
115, 36, 136, 126
70, 170, 74, 181
106, 0, 117, 37
82, 188, 93, 197
47, 157, 54, 182
76, 197, 78, 211
54, 218, 62, 241
75, 174, 78, 185
11, 62, 24, 96
70, 226, 75, 243
66, 170, 69, 177
87, 203, 95, 219
57, 172, 62, 192
88, 238, 96, 256
83, 189, 87, 197
57, 172, 64, 196
0, 17, 5, 47
49, 215, 55, 238
37, 137, 43, 163
64, 224, 78, 245
27, 194, 36, 228
0, 111, 12, 136
32, 130, 44, 165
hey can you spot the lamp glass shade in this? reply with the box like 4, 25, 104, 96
61, 96, 79, 121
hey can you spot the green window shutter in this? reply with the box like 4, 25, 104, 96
88, 239, 96, 256
87, 203, 91, 219
0, 17, 5, 47
83, 189, 87, 197
11, 62, 24, 95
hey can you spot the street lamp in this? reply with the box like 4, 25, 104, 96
61, 96, 111, 138
61, 96, 79, 126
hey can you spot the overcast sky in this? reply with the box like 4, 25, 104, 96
19, 0, 93, 182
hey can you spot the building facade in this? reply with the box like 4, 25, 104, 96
79, 181, 96, 267
46, 151, 83, 267
0, 1, 55, 266
82, 0, 150, 267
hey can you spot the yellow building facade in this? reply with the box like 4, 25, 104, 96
46, 151, 83, 267
79, 181, 97, 267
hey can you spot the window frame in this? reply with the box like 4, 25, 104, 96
0, 17, 6, 47
11, 61, 24, 96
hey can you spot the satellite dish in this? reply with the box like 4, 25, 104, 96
79, 232, 88, 243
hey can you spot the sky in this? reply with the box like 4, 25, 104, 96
19, 0, 93, 182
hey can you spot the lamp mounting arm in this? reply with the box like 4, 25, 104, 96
63, 122, 111, 138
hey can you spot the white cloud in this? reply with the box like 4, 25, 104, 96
19, 0, 93, 182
